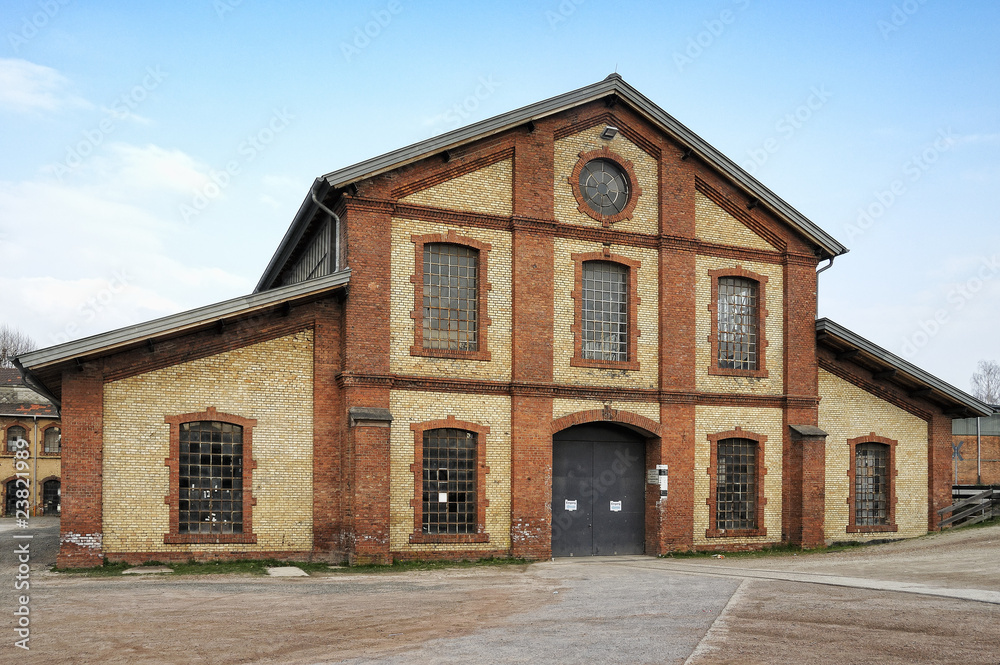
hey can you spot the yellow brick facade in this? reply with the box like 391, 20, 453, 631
818, 368, 929, 541
693, 405, 784, 547
102, 330, 314, 554
694, 254, 784, 395
552, 238, 659, 389
0, 416, 61, 516
400, 158, 513, 216
554, 126, 659, 235
695, 191, 777, 250
389, 217, 513, 380
388, 390, 511, 552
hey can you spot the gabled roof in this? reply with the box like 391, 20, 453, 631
816, 318, 992, 418
16, 269, 351, 408
257, 75, 848, 292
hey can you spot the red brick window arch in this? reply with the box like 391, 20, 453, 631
847, 433, 898, 533
570, 250, 641, 371
706, 427, 768, 538
708, 266, 769, 378
410, 231, 492, 361
5, 424, 28, 454
409, 416, 490, 544
163, 407, 258, 544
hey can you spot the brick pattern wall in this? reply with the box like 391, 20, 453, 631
401, 158, 512, 216
693, 405, 784, 548
818, 368, 928, 541
102, 331, 315, 555
553, 126, 659, 235
388, 390, 511, 554
952, 434, 1000, 485
695, 191, 777, 251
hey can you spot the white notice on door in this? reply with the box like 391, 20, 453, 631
565, 499, 577, 511
610, 501, 622, 512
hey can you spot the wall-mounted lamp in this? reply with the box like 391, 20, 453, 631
601, 126, 619, 140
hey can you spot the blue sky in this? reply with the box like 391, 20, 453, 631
1, 0, 997, 391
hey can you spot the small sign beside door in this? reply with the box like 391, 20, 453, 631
610, 501, 622, 512
565, 499, 577, 511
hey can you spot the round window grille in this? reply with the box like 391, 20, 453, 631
578, 159, 630, 217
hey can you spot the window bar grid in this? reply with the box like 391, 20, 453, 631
178, 421, 243, 534
6, 426, 26, 452
718, 277, 758, 370
422, 428, 476, 535
423, 244, 478, 352
856, 443, 888, 525
582, 261, 628, 362
716, 438, 756, 530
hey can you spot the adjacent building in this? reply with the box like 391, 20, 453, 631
17, 75, 992, 568
1, 367, 61, 516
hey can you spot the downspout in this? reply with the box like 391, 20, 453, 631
977, 416, 982, 485
815, 256, 835, 318
32, 416, 38, 516
310, 183, 342, 273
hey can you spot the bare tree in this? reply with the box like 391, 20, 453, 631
970, 360, 1000, 405
0, 324, 37, 368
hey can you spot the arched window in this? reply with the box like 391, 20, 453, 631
581, 261, 628, 362
6, 426, 26, 453
847, 434, 898, 533
423, 243, 479, 352
706, 427, 768, 538
709, 268, 769, 378
43, 478, 60, 515
44, 426, 61, 454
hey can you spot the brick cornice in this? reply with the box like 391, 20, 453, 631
344, 196, 395, 214
552, 110, 661, 159
394, 203, 510, 231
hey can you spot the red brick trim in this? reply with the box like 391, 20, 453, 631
410, 230, 493, 362
40, 423, 61, 455
409, 415, 491, 544
708, 266, 770, 379
695, 178, 785, 251
846, 433, 899, 534
706, 427, 768, 538
553, 111, 661, 158
104, 550, 315, 565
390, 147, 514, 199
550, 407, 662, 437
394, 203, 510, 232
570, 250, 641, 371
163, 407, 258, 545
568, 147, 643, 227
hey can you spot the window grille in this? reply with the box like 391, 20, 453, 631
43, 479, 60, 515
422, 428, 476, 534
423, 243, 478, 352
178, 421, 243, 534
716, 438, 757, 530
855, 443, 888, 525
44, 427, 61, 453
579, 159, 630, 216
6, 426, 26, 452
718, 277, 758, 370
582, 261, 628, 362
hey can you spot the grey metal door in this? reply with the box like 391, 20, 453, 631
552, 424, 645, 556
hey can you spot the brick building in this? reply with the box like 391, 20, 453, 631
1, 368, 61, 517
952, 412, 1000, 485
17, 76, 991, 568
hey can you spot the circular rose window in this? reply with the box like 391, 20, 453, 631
579, 158, 630, 217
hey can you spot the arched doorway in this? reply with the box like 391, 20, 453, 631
552, 423, 646, 556
43, 479, 61, 515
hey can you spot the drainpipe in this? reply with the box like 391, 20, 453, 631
32, 415, 38, 516
310, 183, 342, 273
815, 256, 835, 316
977, 416, 982, 486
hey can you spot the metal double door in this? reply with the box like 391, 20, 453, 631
551, 424, 645, 557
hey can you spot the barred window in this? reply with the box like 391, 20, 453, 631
716, 438, 757, 530
855, 443, 888, 526
44, 427, 61, 454
423, 243, 478, 352
178, 421, 243, 534
6, 426, 26, 453
582, 261, 628, 362
718, 277, 758, 370
422, 428, 476, 535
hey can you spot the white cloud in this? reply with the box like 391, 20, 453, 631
0, 58, 91, 113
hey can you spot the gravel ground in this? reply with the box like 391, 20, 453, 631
1, 518, 998, 664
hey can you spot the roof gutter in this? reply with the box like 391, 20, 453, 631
12, 357, 61, 412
